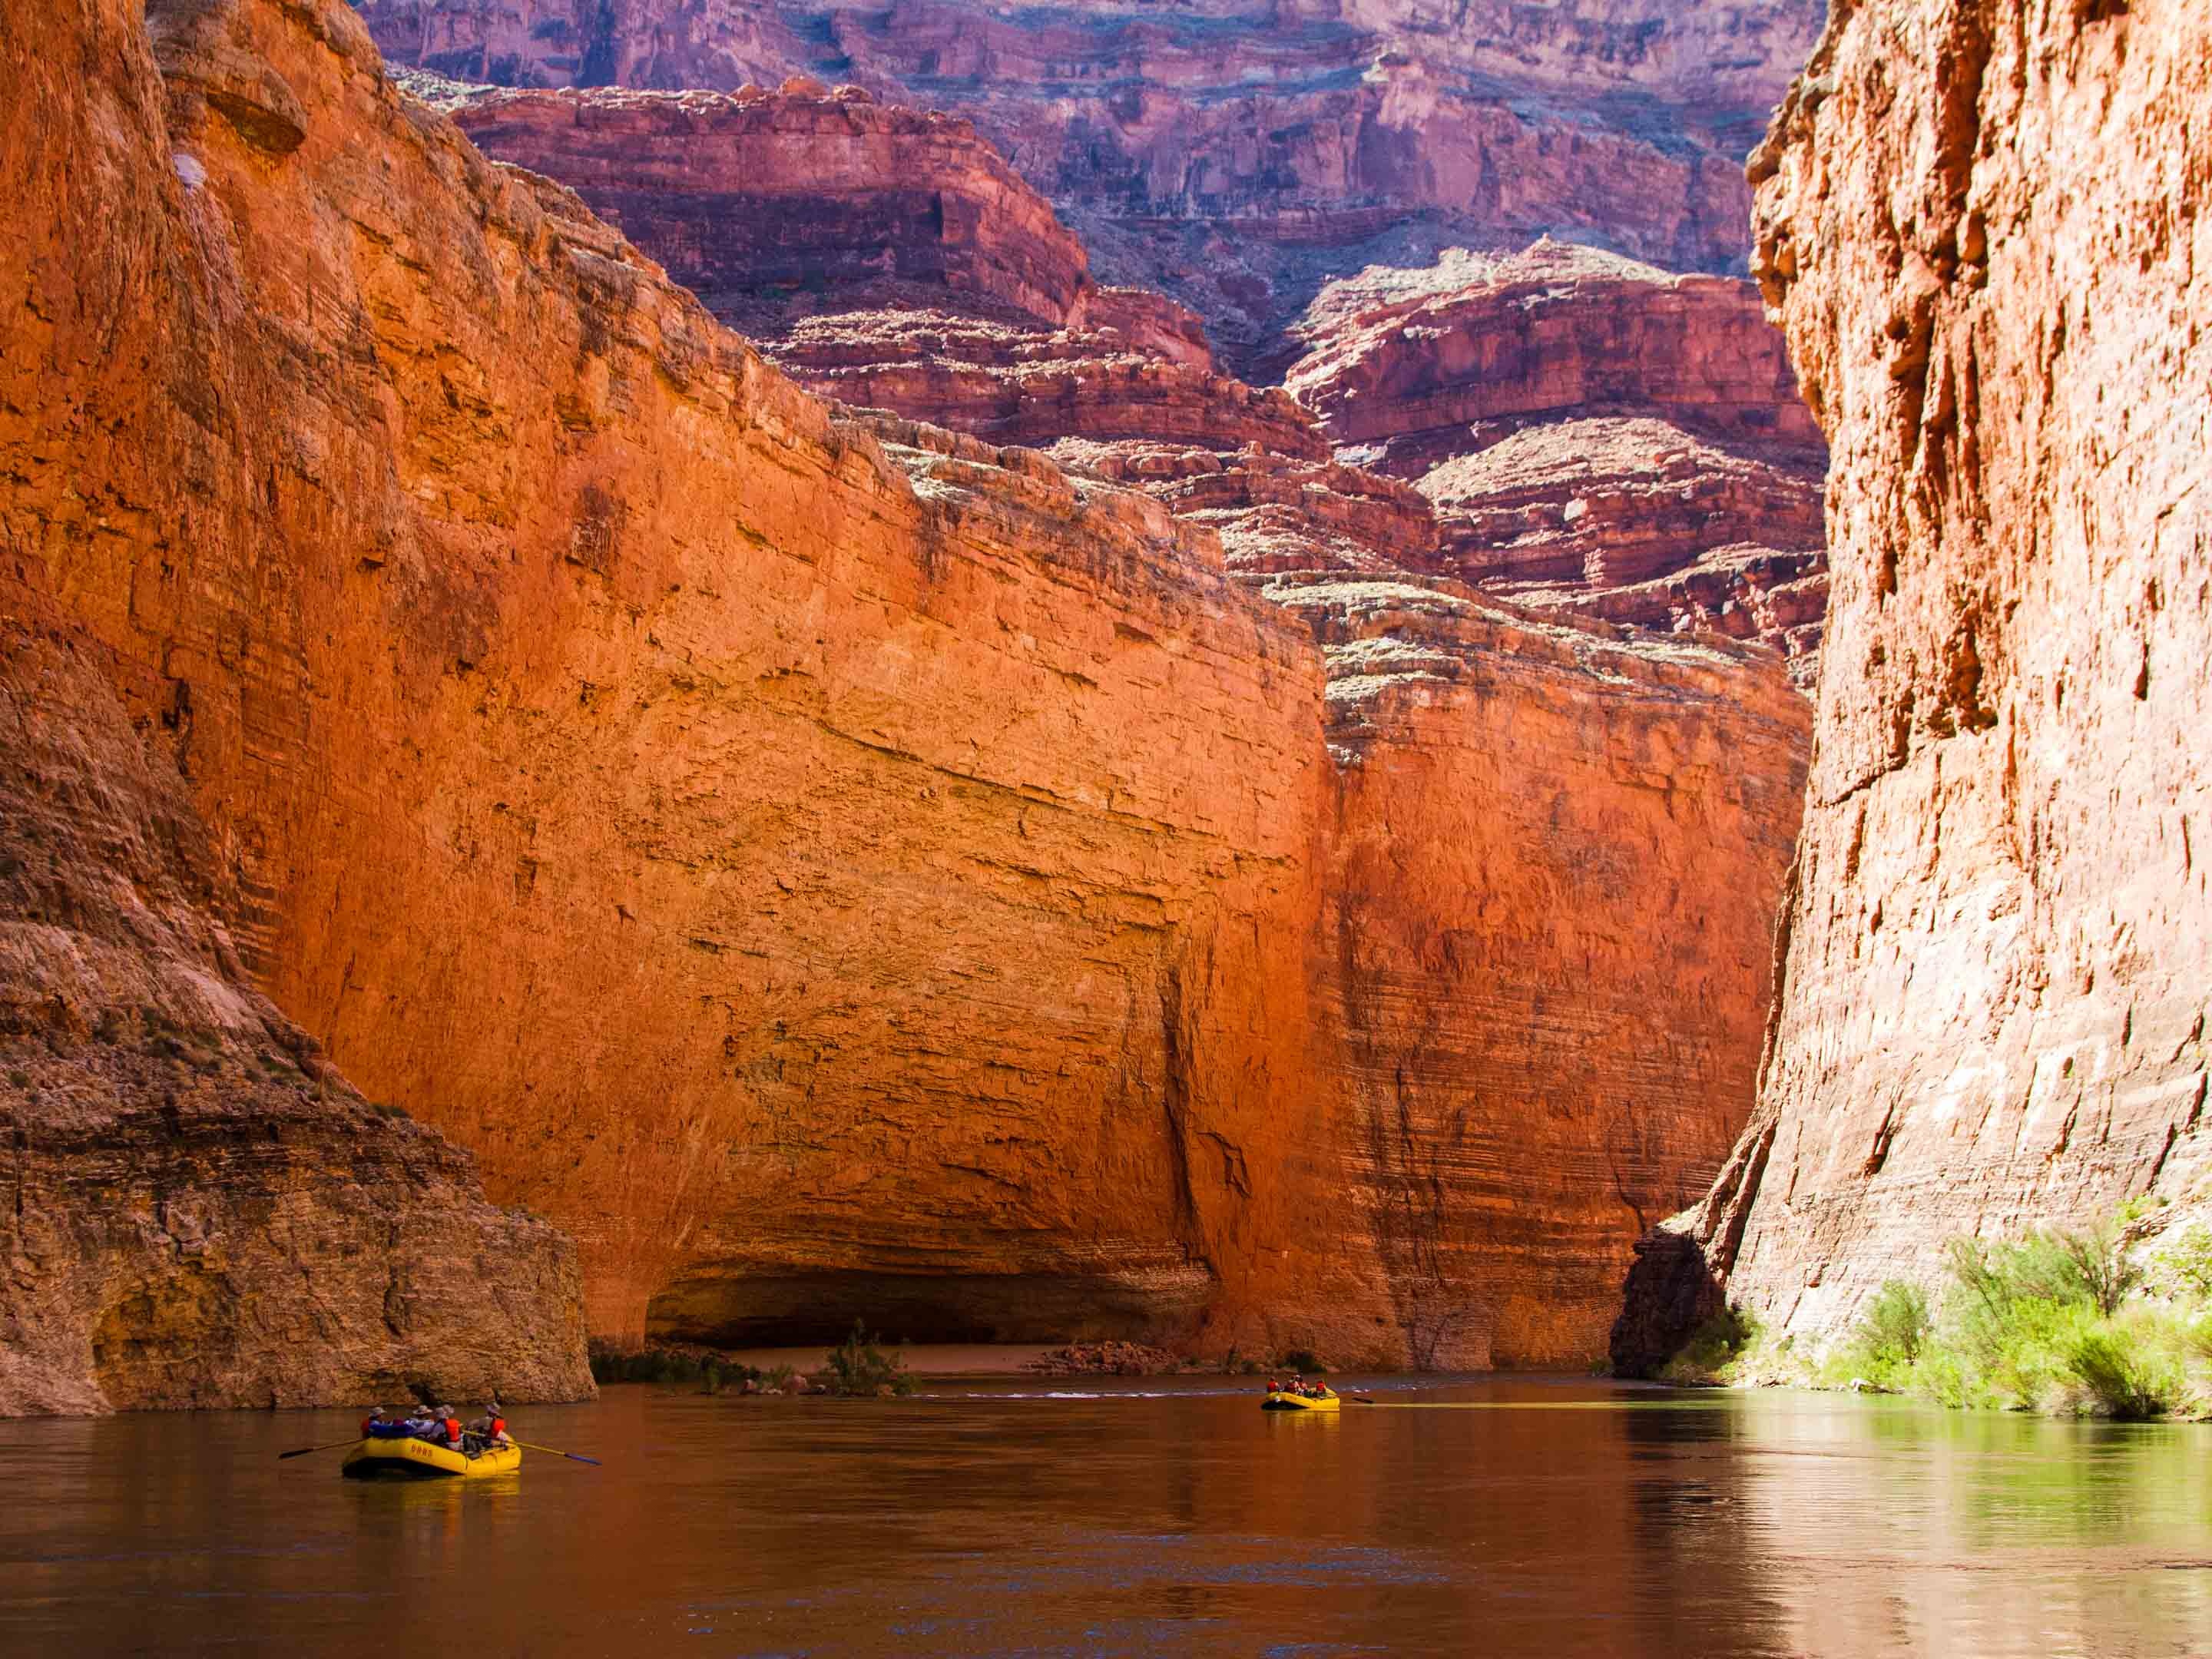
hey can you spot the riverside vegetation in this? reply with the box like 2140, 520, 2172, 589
1662, 1205, 2212, 1420
588, 1325, 912, 1397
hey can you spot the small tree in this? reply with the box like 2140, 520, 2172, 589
818, 1323, 913, 1397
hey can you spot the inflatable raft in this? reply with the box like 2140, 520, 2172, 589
1261, 1388, 1339, 1412
340, 1437, 522, 1479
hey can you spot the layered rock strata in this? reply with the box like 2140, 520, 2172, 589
442, 84, 1323, 458
1277, 575, 1812, 1365
432, 78, 1835, 678
1285, 242, 1830, 678
356, 0, 1828, 366
1618, 0, 2212, 1363
0, 606, 593, 1415
7, 0, 1809, 1379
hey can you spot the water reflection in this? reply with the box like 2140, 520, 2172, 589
0, 1381, 2204, 1656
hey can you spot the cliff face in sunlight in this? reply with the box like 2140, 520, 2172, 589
4, 0, 1808, 1392
0, 614, 593, 1415
1618, 0, 2212, 1367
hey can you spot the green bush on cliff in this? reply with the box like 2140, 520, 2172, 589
1660, 1303, 1760, 1385
1797, 1206, 2211, 1419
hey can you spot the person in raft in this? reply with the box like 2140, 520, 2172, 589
468, 1403, 510, 1451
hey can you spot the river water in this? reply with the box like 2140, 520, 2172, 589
2, 1376, 2207, 1656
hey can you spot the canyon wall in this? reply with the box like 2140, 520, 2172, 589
1282, 576, 1810, 1365
5, 0, 1809, 1387
0, 610, 592, 1414
1621, 0, 2212, 1362
356, 0, 1826, 365
8, 0, 1372, 1359
445, 86, 1832, 671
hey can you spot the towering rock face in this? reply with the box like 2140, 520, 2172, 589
0, 0, 593, 1415
0, 612, 593, 1415
7, 0, 1363, 1356
356, 0, 1827, 365
7, 0, 1808, 1382
1627, 0, 2212, 1354
1285, 242, 1830, 678
1281, 576, 1810, 1365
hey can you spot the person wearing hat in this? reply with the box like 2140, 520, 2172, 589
471, 1402, 510, 1449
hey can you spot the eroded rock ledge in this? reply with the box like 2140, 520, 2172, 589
1285, 242, 1830, 680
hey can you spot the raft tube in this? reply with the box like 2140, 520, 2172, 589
340, 1437, 523, 1479
1261, 1389, 1339, 1412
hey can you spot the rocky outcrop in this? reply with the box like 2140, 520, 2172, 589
1620, 0, 2212, 1359
442, 82, 1322, 456
441, 81, 1095, 324
6, 0, 1808, 1380
1285, 242, 1830, 678
357, 0, 1828, 366
0, 608, 592, 1415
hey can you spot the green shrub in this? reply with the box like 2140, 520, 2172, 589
817, 1323, 912, 1398
1661, 1303, 1759, 1384
1826, 1280, 1931, 1392
1843, 1205, 2212, 1418
2151, 1224, 2212, 1303
2061, 1325, 2177, 1419
1863, 1280, 1931, 1362
590, 1343, 725, 1386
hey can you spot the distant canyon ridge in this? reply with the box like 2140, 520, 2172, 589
353, 0, 1826, 366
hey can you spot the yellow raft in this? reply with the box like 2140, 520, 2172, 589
340, 1437, 522, 1479
1261, 1387, 1340, 1412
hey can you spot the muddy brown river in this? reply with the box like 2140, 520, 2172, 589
2, 1377, 2206, 1655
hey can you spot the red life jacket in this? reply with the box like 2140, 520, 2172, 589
359, 1415, 375, 1435
488, 1416, 507, 1439
443, 1416, 462, 1444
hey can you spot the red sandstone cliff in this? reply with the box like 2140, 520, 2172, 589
0, 608, 594, 1415
357, 0, 1826, 366
1618, 0, 2212, 1364
441, 83, 1321, 457
1286, 241, 1830, 677
5, 0, 1808, 1389
1283, 575, 1810, 1364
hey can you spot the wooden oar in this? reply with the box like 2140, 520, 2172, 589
512, 1438, 601, 1467
276, 1437, 360, 1461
